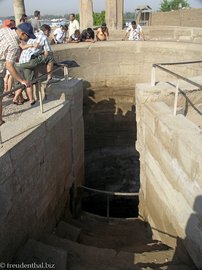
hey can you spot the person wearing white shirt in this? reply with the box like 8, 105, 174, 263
52, 25, 68, 44
124, 21, 144, 41
68, 14, 79, 37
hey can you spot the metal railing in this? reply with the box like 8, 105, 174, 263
80, 185, 139, 221
0, 63, 68, 144
151, 60, 202, 116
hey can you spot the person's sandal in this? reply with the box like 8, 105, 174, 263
0, 120, 5, 126
13, 100, 23, 105
30, 100, 36, 106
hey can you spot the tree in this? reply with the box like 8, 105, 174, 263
13, 0, 26, 25
160, 0, 190, 11
93, 11, 105, 26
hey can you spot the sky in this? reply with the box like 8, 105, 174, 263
0, 0, 202, 17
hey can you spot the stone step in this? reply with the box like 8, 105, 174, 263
41, 234, 126, 269
55, 221, 81, 241
40, 233, 176, 270
64, 216, 170, 253
14, 239, 67, 270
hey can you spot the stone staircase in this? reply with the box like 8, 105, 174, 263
14, 213, 196, 270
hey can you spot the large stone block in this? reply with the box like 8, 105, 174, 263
80, 0, 93, 30
0, 79, 84, 261
16, 239, 67, 270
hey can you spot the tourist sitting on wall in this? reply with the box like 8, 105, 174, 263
96, 23, 109, 41
123, 21, 144, 41
80, 28, 95, 43
51, 24, 68, 44
13, 24, 57, 105
67, 29, 80, 43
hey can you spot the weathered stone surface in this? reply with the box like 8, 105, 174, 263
106, 0, 123, 30
150, 8, 202, 28
0, 79, 84, 262
52, 41, 202, 89
136, 79, 202, 269
16, 239, 67, 270
56, 221, 81, 241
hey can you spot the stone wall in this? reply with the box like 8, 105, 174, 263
53, 41, 202, 89
136, 78, 202, 269
0, 79, 84, 261
143, 26, 202, 43
150, 8, 202, 28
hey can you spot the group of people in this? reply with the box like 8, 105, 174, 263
0, 7, 144, 126
0, 10, 59, 126
51, 16, 110, 44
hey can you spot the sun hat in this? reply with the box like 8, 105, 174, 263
17, 22, 36, 39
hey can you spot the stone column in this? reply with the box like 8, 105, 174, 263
105, 0, 123, 30
80, 0, 94, 31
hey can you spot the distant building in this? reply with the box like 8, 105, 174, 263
135, 5, 152, 26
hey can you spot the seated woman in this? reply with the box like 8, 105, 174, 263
80, 28, 95, 43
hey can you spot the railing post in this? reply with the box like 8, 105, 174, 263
0, 97, 2, 144
173, 80, 179, 116
107, 195, 110, 223
151, 66, 156, 87
64, 66, 68, 83
38, 81, 44, 114
0, 130, 2, 144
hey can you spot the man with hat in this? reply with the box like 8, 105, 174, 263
0, 22, 35, 126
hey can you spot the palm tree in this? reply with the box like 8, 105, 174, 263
13, 0, 26, 25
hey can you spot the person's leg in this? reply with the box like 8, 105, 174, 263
23, 68, 35, 104
47, 61, 54, 80
36, 55, 55, 82
3, 73, 9, 92
13, 64, 24, 104
7, 75, 13, 92
26, 86, 35, 104
0, 77, 5, 125
14, 62, 36, 105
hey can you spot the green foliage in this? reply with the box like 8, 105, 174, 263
124, 12, 136, 21
160, 0, 190, 11
75, 13, 80, 22
93, 11, 105, 26
63, 13, 80, 22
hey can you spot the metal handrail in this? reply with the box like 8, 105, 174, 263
80, 185, 139, 196
0, 63, 68, 144
80, 185, 139, 221
154, 60, 202, 66
151, 60, 202, 115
